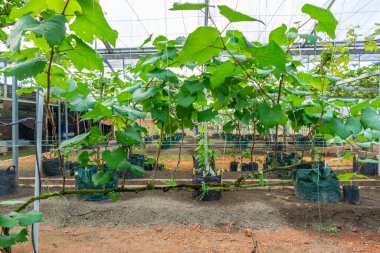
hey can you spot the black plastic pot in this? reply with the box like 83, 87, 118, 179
229, 162, 239, 172
0, 166, 16, 195
242, 162, 258, 172
192, 175, 222, 201
354, 162, 378, 176
144, 164, 153, 171
152, 135, 159, 140
42, 157, 64, 177
343, 185, 360, 205
212, 133, 220, 138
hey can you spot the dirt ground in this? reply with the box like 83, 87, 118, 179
1, 188, 379, 253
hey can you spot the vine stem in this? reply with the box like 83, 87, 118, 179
14, 180, 292, 213
274, 74, 285, 161
172, 121, 185, 181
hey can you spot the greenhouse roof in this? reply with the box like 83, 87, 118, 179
100, 0, 380, 49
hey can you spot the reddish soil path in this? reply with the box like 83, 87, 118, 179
12, 225, 380, 253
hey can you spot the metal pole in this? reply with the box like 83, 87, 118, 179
65, 101, 68, 140
58, 100, 61, 145
12, 76, 19, 186
378, 66, 380, 176
203, 0, 210, 173
33, 88, 44, 253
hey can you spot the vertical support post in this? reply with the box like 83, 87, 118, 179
65, 101, 69, 140
12, 76, 19, 186
34, 88, 44, 253
203, 0, 210, 173
378, 67, 380, 176
58, 100, 61, 145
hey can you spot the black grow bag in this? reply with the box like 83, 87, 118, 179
0, 166, 16, 195
242, 162, 258, 172
75, 166, 119, 201
42, 157, 63, 177
126, 154, 146, 178
292, 165, 341, 203
353, 160, 378, 176
192, 175, 222, 201
343, 185, 360, 205
229, 162, 239, 172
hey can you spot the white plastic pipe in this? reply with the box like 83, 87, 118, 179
33, 88, 44, 252
12, 76, 19, 186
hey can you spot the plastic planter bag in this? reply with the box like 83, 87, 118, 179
292, 165, 341, 203
0, 166, 16, 195
192, 175, 222, 201
75, 165, 119, 201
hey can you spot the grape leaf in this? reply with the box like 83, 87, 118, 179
218, 5, 264, 24
170, 3, 208, 10
70, 0, 118, 46
177, 26, 223, 65
301, 4, 338, 39
3, 58, 46, 80
7, 14, 66, 52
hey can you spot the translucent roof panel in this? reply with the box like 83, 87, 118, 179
100, 0, 380, 49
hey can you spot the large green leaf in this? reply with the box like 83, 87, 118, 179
92, 170, 112, 186
223, 121, 236, 133
0, 30, 7, 43
301, 4, 338, 39
177, 26, 223, 65
0, 229, 29, 248
3, 58, 46, 80
177, 93, 197, 107
184, 79, 207, 94
47, 0, 82, 16
132, 87, 158, 102
81, 103, 112, 120
60, 35, 104, 72
350, 99, 370, 116
328, 118, 351, 139
69, 95, 96, 112
269, 24, 288, 45
78, 151, 91, 167
70, 0, 118, 46
170, 3, 208, 10
113, 106, 146, 121
102, 147, 127, 169
345, 116, 362, 134
59, 132, 90, 148
118, 160, 132, 172
0, 211, 43, 229
146, 68, 178, 84
115, 125, 142, 146
360, 106, 380, 131
250, 41, 286, 72
210, 61, 240, 88
197, 108, 218, 122
257, 103, 282, 128
7, 14, 66, 52
10, 0, 48, 19
129, 165, 145, 177
218, 5, 264, 24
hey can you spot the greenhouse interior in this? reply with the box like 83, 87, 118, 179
0, 0, 380, 252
